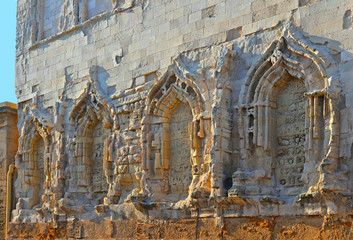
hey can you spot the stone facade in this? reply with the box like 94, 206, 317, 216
9, 0, 353, 238
0, 102, 18, 239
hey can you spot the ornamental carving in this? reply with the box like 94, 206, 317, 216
232, 25, 342, 206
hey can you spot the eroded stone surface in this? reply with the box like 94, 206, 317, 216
168, 102, 193, 201
7, 216, 353, 239
8, 0, 353, 238
275, 79, 306, 195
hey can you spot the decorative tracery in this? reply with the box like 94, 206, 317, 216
234, 26, 341, 197
69, 81, 115, 203
141, 67, 206, 202
14, 105, 53, 210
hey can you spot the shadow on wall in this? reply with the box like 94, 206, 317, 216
343, 10, 352, 30
89, 65, 118, 98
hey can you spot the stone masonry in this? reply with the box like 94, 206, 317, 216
8, 0, 353, 239
0, 102, 18, 239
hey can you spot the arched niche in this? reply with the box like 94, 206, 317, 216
156, 91, 194, 201
69, 83, 114, 202
234, 31, 341, 197
142, 69, 206, 202
31, 134, 46, 207
15, 118, 51, 209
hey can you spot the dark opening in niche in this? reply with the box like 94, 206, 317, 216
249, 114, 254, 127
187, 87, 195, 95
249, 132, 254, 148
223, 176, 233, 191
115, 55, 123, 64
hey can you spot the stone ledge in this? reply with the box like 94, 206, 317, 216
0, 102, 17, 115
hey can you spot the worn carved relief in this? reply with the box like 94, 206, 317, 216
59, 0, 79, 32
275, 79, 306, 194
168, 101, 193, 200
231, 25, 341, 213
68, 70, 117, 206
10, 0, 353, 237
13, 100, 54, 222
12, 39, 236, 225
142, 70, 207, 204
11, 5, 353, 236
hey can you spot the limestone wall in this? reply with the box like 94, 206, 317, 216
15, 0, 353, 104
0, 102, 18, 239
10, 0, 353, 239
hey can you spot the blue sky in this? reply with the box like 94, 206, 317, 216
0, 1, 17, 103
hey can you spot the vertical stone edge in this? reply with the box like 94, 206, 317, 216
0, 102, 18, 239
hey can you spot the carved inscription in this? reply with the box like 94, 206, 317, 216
275, 80, 306, 192
169, 102, 193, 200
91, 122, 109, 193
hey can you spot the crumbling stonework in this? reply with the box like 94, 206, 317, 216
9, 0, 353, 239
7, 216, 353, 239
0, 102, 18, 239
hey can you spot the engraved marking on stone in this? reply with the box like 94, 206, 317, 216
91, 122, 109, 193
36, 138, 45, 203
169, 102, 193, 200
275, 80, 306, 190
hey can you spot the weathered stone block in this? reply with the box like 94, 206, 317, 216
8, 0, 353, 239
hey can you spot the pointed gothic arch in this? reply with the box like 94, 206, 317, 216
236, 28, 341, 196
15, 112, 52, 209
69, 82, 115, 202
141, 67, 207, 201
